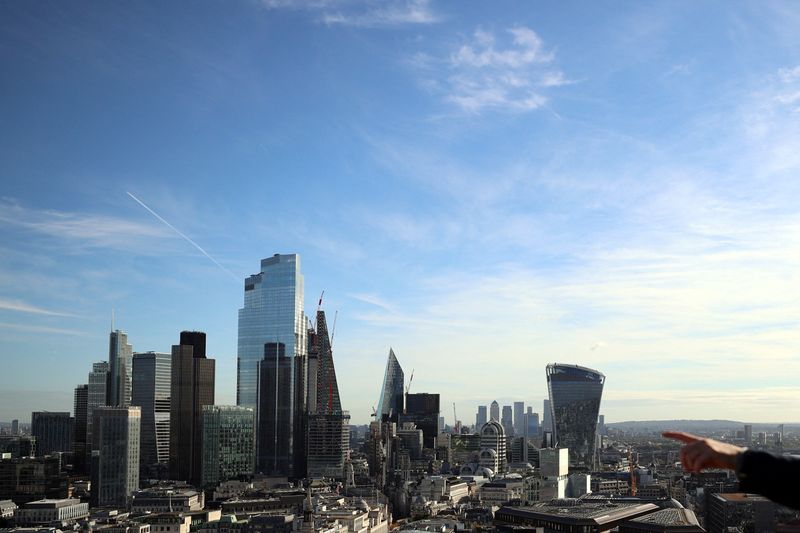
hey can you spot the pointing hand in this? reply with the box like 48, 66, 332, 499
662, 431, 744, 473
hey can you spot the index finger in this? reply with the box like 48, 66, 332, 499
662, 431, 702, 444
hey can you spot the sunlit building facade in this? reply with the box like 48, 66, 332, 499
132, 351, 171, 467
108, 330, 133, 407
237, 254, 307, 410
546, 363, 605, 467
376, 348, 404, 422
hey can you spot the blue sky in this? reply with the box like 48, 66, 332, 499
2, 1, 800, 425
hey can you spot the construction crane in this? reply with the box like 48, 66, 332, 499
453, 402, 458, 433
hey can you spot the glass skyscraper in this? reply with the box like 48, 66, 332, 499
546, 363, 605, 467
376, 348, 403, 422
131, 351, 171, 467
238, 254, 307, 409
108, 330, 133, 407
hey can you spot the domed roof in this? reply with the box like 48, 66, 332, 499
480, 420, 504, 436
480, 448, 498, 459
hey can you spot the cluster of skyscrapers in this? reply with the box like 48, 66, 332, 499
26, 253, 350, 506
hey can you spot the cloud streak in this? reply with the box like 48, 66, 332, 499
262, 0, 439, 28
0, 298, 75, 317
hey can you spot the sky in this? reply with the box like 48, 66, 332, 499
2, 1, 800, 426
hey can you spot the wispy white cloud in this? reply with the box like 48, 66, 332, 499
413, 26, 572, 113
348, 292, 394, 312
0, 321, 87, 336
262, 0, 439, 28
0, 199, 169, 251
0, 297, 75, 317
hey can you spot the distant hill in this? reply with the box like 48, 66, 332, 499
607, 420, 797, 433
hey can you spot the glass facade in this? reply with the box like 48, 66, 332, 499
201, 405, 255, 488
546, 363, 605, 467
376, 348, 404, 421
131, 352, 171, 466
237, 254, 306, 409
87, 361, 109, 460
108, 330, 133, 407
91, 407, 140, 508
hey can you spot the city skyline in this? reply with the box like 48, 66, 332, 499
3, 2, 800, 425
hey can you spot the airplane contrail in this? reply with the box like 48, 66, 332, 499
126, 191, 239, 282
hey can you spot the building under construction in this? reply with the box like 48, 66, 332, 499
306, 308, 349, 479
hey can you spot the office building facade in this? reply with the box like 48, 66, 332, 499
476, 406, 487, 429
257, 342, 296, 476
501, 405, 514, 437
73, 385, 88, 473
513, 402, 525, 437
479, 420, 507, 475
132, 351, 171, 467
376, 348, 404, 422
108, 330, 133, 407
170, 331, 215, 485
400, 393, 440, 449
87, 361, 110, 460
31, 412, 73, 456
546, 363, 605, 467
237, 254, 307, 410
490, 401, 499, 423
201, 405, 255, 488
91, 407, 140, 507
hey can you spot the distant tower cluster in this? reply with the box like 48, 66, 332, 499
546, 363, 605, 467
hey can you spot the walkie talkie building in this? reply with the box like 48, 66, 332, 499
546, 363, 605, 468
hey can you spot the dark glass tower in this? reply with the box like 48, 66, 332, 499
73, 385, 89, 473
400, 393, 440, 448
31, 412, 73, 455
546, 363, 605, 467
257, 342, 295, 475
376, 348, 404, 422
169, 331, 215, 485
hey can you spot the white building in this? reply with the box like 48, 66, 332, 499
478, 421, 506, 475
14, 499, 89, 526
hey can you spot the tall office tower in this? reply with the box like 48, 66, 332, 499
744, 424, 753, 445
90, 407, 140, 507
542, 399, 552, 432
476, 406, 488, 429
513, 402, 525, 437
257, 342, 295, 475
546, 363, 605, 467
108, 330, 133, 407
400, 393, 440, 448
86, 362, 109, 464
238, 254, 307, 410
598, 414, 605, 437
31, 412, 73, 456
478, 420, 507, 475
11, 420, 19, 435
73, 385, 88, 473
169, 331, 215, 486
526, 409, 540, 436
376, 348, 404, 423
306, 309, 350, 479
490, 401, 499, 422
131, 352, 172, 467
201, 405, 255, 488
501, 405, 514, 437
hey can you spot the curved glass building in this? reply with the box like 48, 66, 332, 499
546, 363, 605, 467
376, 348, 404, 422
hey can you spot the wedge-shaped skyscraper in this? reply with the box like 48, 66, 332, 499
546, 363, 605, 467
306, 309, 349, 479
376, 348, 404, 422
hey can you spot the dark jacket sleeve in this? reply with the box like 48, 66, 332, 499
737, 450, 800, 510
